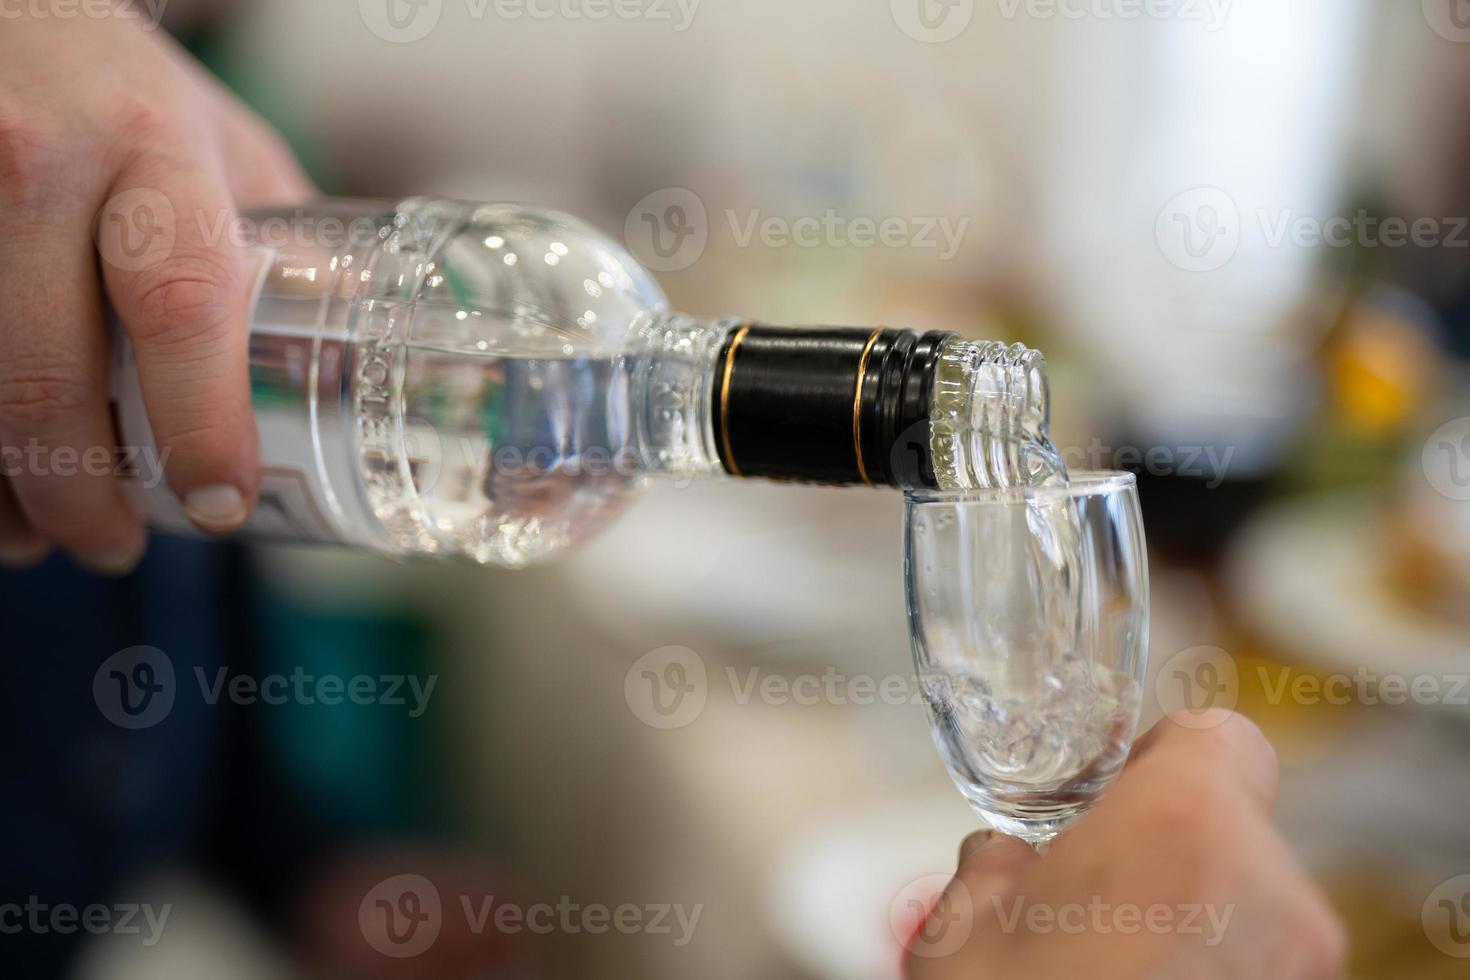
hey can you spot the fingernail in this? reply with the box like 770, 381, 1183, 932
0, 538, 51, 570
76, 542, 145, 578
959, 830, 996, 864
183, 485, 247, 532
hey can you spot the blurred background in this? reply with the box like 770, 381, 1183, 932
4, 0, 1470, 977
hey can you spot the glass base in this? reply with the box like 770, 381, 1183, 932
958, 787, 1096, 846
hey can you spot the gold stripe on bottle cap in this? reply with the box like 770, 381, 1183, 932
719, 323, 752, 477
852, 327, 884, 488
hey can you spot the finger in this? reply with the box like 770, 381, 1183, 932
187, 60, 316, 207
1128, 709, 1280, 814
904, 832, 1042, 976
213, 109, 317, 207
953, 830, 1042, 905
0, 475, 49, 570
99, 132, 260, 533
959, 830, 993, 864
0, 190, 146, 573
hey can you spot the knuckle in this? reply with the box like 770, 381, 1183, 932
109, 98, 187, 154
0, 361, 90, 430
1162, 710, 1276, 772
0, 104, 61, 208
1210, 709, 1271, 753
151, 414, 235, 458
126, 257, 242, 348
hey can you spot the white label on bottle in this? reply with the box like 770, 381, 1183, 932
108, 245, 350, 545
109, 335, 344, 545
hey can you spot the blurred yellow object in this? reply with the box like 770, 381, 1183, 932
1325, 870, 1468, 980
1328, 306, 1440, 436
1228, 648, 1360, 770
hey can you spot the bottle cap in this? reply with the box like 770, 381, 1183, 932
711, 325, 954, 488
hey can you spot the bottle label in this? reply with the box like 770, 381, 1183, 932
109, 334, 346, 545
107, 241, 359, 546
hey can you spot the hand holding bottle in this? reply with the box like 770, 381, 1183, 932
0, 9, 312, 573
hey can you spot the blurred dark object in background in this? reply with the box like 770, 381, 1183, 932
1124, 467, 1273, 564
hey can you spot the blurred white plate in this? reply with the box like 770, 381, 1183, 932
766, 794, 977, 980
1226, 491, 1470, 720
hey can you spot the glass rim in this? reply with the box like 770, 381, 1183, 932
903, 470, 1137, 505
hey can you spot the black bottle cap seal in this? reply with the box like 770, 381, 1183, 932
711, 325, 955, 488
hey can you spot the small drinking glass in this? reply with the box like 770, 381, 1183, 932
905, 472, 1148, 844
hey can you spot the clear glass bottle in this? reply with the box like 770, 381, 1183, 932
111, 199, 1062, 566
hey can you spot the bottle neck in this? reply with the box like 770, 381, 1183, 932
636, 316, 1057, 490
928, 339, 1063, 489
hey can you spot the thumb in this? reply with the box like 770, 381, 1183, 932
954, 830, 1041, 908
903, 831, 1041, 972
